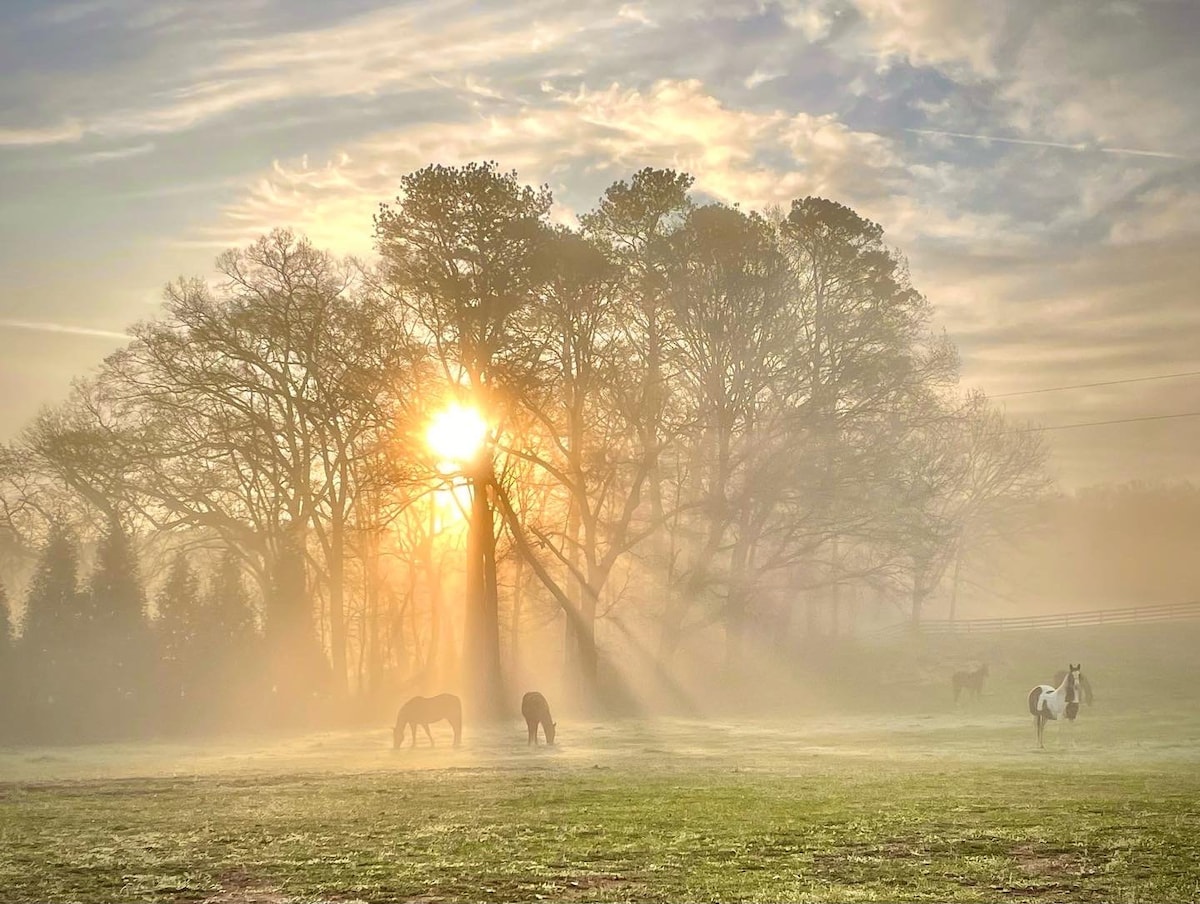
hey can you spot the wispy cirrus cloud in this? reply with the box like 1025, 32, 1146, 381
0, 319, 128, 340
0, 0, 631, 146
0, 120, 86, 147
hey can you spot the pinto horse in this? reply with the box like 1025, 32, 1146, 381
952, 663, 989, 703
393, 693, 462, 748
1027, 664, 1083, 749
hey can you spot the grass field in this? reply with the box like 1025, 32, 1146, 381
2, 624, 1199, 903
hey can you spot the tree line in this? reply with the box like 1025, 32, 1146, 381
0, 163, 1047, 738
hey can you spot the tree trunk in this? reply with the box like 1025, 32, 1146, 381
463, 470, 505, 720
911, 561, 928, 629
948, 542, 964, 623
327, 513, 348, 698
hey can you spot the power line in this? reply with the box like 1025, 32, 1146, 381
993, 369, 1200, 398
1016, 411, 1200, 433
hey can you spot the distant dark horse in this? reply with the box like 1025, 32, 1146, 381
393, 693, 462, 748
1028, 664, 1082, 749
952, 663, 989, 703
521, 691, 556, 746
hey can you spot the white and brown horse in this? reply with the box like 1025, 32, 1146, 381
1027, 663, 1083, 749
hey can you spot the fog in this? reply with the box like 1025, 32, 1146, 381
0, 166, 1195, 755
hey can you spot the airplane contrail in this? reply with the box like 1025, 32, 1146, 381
0, 319, 128, 340
906, 127, 1189, 160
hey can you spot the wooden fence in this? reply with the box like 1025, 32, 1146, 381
867, 600, 1200, 638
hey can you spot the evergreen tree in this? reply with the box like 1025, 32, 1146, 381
19, 523, 84, 739
22, 523, 84, 652
208, 550, 257, 652
203, 550, 264, 725
265, 527, 327, 717
156, 552, 203, 722
86, 521, 151, 735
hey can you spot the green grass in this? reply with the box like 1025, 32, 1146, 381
3, 622, 1199, 902
2, 710, 1199, 903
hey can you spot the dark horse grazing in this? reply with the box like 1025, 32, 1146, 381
952, 663, 989, 703
393, 693, 462, 748
521, 691, 556, 746
1028, 664, 1082, 749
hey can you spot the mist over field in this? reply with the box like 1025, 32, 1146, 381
2, 1, 1199, 901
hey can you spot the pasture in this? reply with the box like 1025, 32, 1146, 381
2, 623, 1199, 903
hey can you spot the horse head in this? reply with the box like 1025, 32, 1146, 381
1066, 663, 1081, 704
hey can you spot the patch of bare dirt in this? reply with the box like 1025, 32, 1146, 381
1010, 843, 1088, 877
558, 874, 631, 898
201, 871, 282, 904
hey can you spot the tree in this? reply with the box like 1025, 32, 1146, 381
155, 552, 204, 720
774, 197, 958, 638
887, 392, 1048, 626
376, 162, 554, 719
86, 519, 151, 734
0, 583, 12, 737
657, 203, 792, 667
490, 227, 654, 702
19, 523, 85, 739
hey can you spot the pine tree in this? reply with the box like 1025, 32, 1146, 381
202, 550, 264, 725
20, 523, 84, 738
156, 552, 202, 721
208, 550, 257, 652
87, 521, 151, 735
21, 523, 84, 653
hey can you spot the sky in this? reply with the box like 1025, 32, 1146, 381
1, 0, 1197, 489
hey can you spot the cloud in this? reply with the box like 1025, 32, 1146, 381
0, 120, 86, 147
202, 79, 904, 253
848, 0, 1005, 76
0, 319, 128, 340
69, 142, 157, 165
0, 1, 631, 146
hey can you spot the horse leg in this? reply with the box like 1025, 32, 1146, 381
409, 723, 417, 748
527, 719, 536, 746
424, 723, 434, 747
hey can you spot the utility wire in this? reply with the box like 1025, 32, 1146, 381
1016, 411, 1200, 433
993, 369, 1200, 398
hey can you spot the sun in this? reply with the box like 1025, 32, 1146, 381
426, 403, 488, 466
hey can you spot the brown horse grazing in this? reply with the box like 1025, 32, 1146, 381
521, 691, 556, 746
952, 663, 989, 703
393, 693, 462, 748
